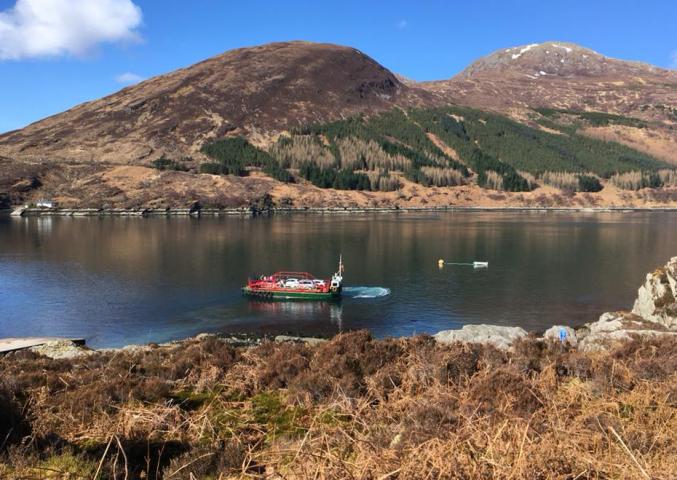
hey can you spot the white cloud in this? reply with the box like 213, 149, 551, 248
671, 50, 677, 68
396, 19, 408, 29
115, 71, 143, 84
0, 0, 142, 60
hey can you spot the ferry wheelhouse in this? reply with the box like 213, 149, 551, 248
242, 257, 344, 300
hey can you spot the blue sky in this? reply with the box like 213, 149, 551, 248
0, 0, 675, 133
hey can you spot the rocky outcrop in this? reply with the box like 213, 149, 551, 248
434, 324, 527, 350
29, 340, 94, 360
274, 335, 328, 346
576, 312, 675, 352
632, 257, 677, 328
574, 257, 677, 351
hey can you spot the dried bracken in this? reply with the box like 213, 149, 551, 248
0, 332, 675, 479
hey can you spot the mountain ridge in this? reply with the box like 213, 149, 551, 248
1, 40, 675, 164
1, 40, 675, 210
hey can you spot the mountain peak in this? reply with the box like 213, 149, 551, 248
0, 41, 434, 162
459, 41, 661, 79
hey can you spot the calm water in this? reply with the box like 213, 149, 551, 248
0, 212, 675, 347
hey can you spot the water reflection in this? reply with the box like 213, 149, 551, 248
247, 300, 344, 330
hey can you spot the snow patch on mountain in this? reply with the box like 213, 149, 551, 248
552, 44, 573, 53
511, 44, 539, 60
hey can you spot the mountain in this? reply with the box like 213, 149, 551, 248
1, 40, 675, 211
419, 42, 677, 163
422, 42, 676, 118
0, 41, 432, 163
459, 42, 669, 79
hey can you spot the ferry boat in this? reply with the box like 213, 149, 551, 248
242, 256, 344, 300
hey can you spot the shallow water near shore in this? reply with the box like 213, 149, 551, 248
0, 211, 675, 348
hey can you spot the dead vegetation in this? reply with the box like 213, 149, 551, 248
0, 332, 675, 479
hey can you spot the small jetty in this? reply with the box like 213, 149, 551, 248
0, 337, 86, 354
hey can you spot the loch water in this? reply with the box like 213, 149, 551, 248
0, 212, 675, 347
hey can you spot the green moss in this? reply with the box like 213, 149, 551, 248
172, 388, 220, 410
40, 451, 100, 479
250, 392, 308, 439
196, 391, 307, 445
74, 437, 104, 452
202, 405, 246, 443
316, 408, 353, 427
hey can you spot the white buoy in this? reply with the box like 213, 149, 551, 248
440, 260, 490, 268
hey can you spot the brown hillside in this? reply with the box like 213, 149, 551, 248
421, 42, 677, 121
0, 42, 433, 164
1, 40, 676, 209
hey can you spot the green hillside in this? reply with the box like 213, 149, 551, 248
196, 106, 670, 192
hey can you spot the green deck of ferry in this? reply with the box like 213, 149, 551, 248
242, 287, 341, 300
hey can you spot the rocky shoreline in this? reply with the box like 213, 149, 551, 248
20, 256, 677, 360
4, 205, 677, 218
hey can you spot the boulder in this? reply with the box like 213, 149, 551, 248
631, 257, 677, 329
588, 312, 627, 334
543, 325, 577, 346
29, 340, 93, 360
434, 324, 527, 350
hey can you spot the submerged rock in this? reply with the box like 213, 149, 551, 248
632, 256, 677, 329
434, 324, 527, 350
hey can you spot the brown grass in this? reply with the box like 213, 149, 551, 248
0, 332, 675, 479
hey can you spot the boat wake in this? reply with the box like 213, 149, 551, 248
343, 286, 391, 299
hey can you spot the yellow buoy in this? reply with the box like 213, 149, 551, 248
438, 259, 445, 268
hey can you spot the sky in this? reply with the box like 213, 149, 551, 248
0, 0, 675, 133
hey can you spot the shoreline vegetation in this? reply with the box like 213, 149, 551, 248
1, 260, 675, 479
1, 332, 675, 479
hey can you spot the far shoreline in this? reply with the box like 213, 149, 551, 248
3, 205, 677, 218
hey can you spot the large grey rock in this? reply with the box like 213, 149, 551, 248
29, 340, 94, 360
434, 324, 528, 350
275, 335, 327, 346
631, 256, 677, 329
588, 312, 627, 334
578, 311, 677, 352
543, 325, 577, 346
